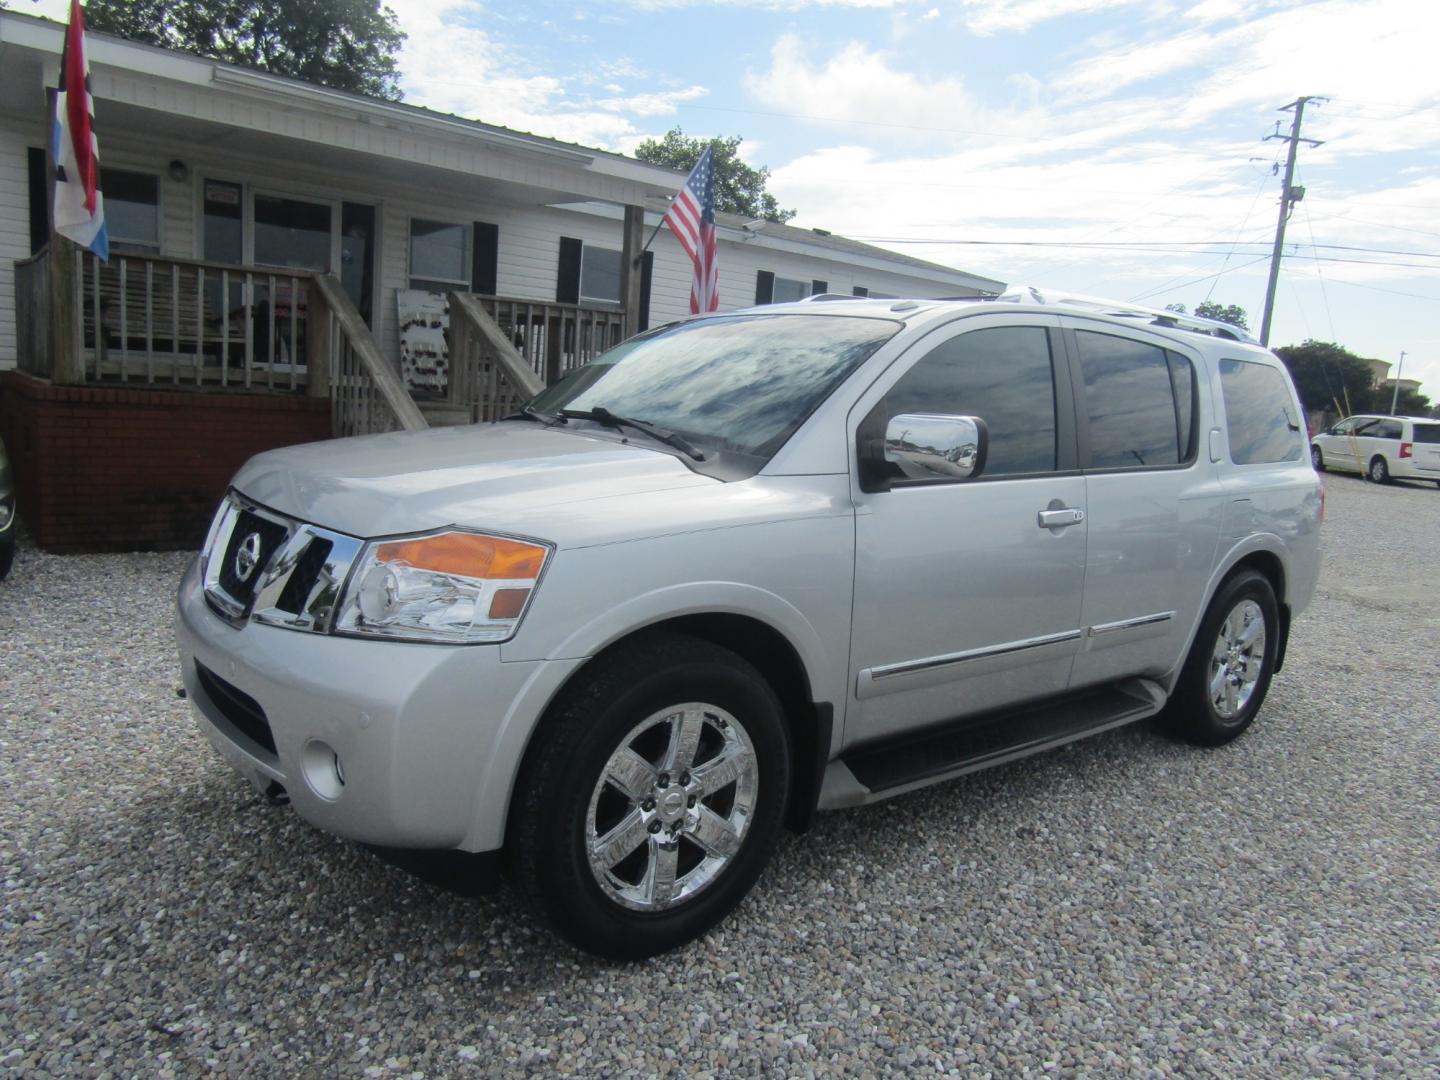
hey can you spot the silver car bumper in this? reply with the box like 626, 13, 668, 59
175, 557, 585, 852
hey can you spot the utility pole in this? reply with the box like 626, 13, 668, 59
1259, 96, 1325, 347
1389, 350, 1407, 414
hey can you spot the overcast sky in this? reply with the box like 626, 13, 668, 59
39, 0, 1440, 394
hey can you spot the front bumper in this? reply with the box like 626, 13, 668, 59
175, 557, 585, 852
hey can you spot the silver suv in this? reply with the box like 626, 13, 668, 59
176, 289, 1322, 958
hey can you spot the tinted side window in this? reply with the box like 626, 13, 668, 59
1219, 358, 1304, 464
1076, 331, 1192, 469
879, 326, 1057, 477
1373, 419, 1403, 439
1413, 423, 1440, 444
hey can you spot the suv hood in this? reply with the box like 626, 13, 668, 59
232, 422, 717, 541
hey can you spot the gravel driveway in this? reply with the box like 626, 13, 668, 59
2, 474, 1437, 1077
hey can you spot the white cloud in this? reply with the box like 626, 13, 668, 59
959, 0, 1148, 35
594, 86, 709, 117
743, 35, 984, 137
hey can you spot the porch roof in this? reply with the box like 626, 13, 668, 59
0, 10, 685, 209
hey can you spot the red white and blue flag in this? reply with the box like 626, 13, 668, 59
52, 0, 108, 260
662, 146, 718, 313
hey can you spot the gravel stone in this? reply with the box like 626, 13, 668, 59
1, 472, 1437, 1076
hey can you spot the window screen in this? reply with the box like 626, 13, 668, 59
409, 220, 469, 290
878, 326, 1058, 477
580, 246, 622, 304
1076, 331, 1193, 469
1219, 358, 1304, 464
103, 168, 160, 252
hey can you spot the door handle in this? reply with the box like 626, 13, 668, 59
1037, 507, 1085, 529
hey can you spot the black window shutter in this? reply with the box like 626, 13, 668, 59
27, 147, 48, 255
811, 279, 828, 295
556, 237, 582, 303
471, 222, 499, 295
852, 286, 869, 297
638, 250, 654, 332
755, 270, 775, 305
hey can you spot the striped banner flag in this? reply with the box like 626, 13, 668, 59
52, 0, 108, 260
661, 146, 718, 313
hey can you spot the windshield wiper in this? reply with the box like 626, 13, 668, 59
559, 406, 706, 461
504, 404, 568, 426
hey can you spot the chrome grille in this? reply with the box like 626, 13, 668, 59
201, 493, 364, 633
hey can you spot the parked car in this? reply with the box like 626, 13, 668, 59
1310, 413, 1440, 486
0, 434, 16, 581
175, 290, 1322, 959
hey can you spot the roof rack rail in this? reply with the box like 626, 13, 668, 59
993, 285, 1256, 343
796, 292, 862, 303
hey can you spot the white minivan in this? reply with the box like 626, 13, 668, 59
1310, 414, 1440, 486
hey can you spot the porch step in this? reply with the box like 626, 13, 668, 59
417, 401, 476, 427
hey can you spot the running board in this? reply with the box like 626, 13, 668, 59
819, 678, 1166, 809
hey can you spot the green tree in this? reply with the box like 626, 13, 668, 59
1164, 301, 1250, 332
636, 128, 796, 224
85, 0, 406, 100
1273, 340, 1382, 414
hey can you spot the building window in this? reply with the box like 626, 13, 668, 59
409, 219, 469, 292
580, 245, 622, 305
772, 276, 809, 304
102, 168, 160, 253
203, 179, 243, 265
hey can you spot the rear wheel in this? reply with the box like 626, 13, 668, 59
1369, 455, 1390, 484
1162, 570, 1278, 746
507, 632, 790, 960
1310, 445, 1325, 472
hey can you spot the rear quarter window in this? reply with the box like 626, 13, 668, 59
1409, 422, 1440, 444
1219, 358, 1304, 465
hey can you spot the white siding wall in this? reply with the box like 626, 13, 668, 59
0, 115, 43, 370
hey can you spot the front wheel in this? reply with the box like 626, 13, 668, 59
1161, 570, 1278, 746
0, 538, 13, 582
1369, 455, 1390, 484
507, 632, 790, 959
1310, 445, 1325, 472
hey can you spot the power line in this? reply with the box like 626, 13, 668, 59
1127, 255, 1273, 302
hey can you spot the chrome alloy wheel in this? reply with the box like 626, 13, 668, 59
585, 703, 758, 912
1208, 599, 1267, 720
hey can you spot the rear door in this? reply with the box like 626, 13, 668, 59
1062, 323, 1219, 688
1410, 420, 1440, 479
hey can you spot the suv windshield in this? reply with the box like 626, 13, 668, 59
525, 314, 901, 463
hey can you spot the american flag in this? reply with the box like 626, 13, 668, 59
52, 0, 108, 260
662, 146, 718, 313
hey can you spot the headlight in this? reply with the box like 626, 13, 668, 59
333, 529, 551, 644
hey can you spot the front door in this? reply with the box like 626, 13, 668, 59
847, 316, 1087, 746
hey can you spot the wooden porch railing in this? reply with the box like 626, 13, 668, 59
309, 275, 426, 436
475, 295, 625, 385
447, 291, 546, 423
16, 241, 315, 391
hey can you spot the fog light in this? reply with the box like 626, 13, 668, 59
301, 739, 346, 801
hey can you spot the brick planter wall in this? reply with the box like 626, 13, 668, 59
0, 372, 332, 553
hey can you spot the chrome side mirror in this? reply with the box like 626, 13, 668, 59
883, 413, 989, 482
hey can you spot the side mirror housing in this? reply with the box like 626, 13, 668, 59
860, 413, 989, 491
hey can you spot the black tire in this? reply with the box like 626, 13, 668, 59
1369, 455, 1390, 484
0, 538, 13, 582
507, 631, 791, 960
1310, 445, 1325, 472
1162, 569, 1279, 747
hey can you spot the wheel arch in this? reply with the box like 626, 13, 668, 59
1164, 539, 1292, 695
500, 609, 834, 850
